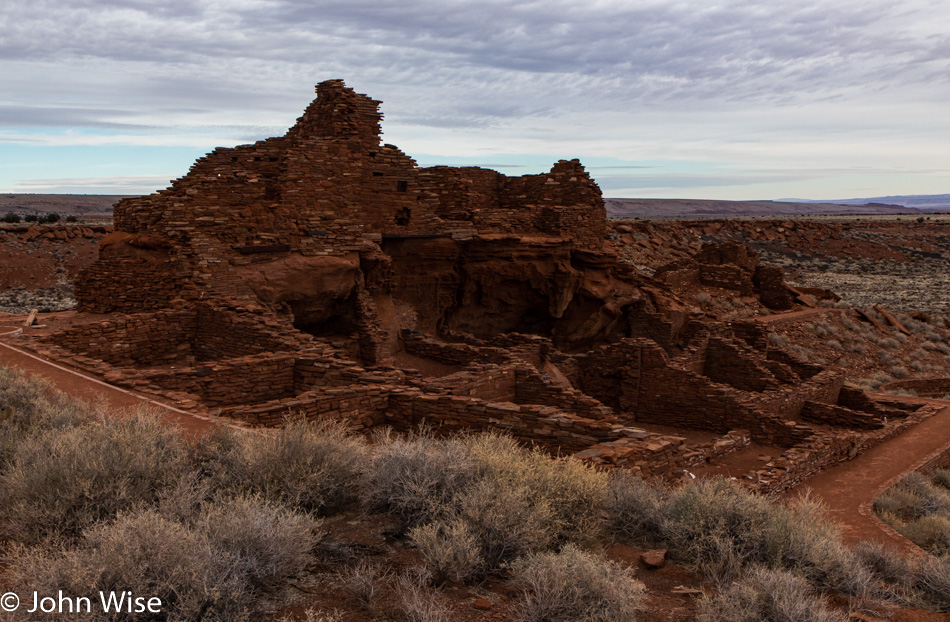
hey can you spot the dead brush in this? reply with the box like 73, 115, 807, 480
511, 544, 645, 622
339, 559, 393, 610
396, 569, 448, 622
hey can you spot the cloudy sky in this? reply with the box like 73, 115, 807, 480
1, 0, 948, 200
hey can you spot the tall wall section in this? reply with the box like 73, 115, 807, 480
80, 79, 607, 312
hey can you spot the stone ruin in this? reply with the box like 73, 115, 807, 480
21, 80, 932, 491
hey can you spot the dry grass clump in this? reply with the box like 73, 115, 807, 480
814, 321, 838, 338
841, 316, 861, 333
205, 417, 367, 516
768, 332, 789, 347
846, 340, 866, 354
698, 565, 845, 622
511, 544, 645, 622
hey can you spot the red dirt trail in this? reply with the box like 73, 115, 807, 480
0, 325, 215, 436
787, 396, 950, 554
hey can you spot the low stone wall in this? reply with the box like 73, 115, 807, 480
751, 403, 938, 494
42, 309, 197, 366
219, 385, 390, 431
799, 401, 884, 430
402, 331, 510, 366
513, 366, 615, 420
113, 352, 297, 407
423, 364, 518, 401
193, 303, 304, 359
577, 429, 751, 478
703, 337, 779, 392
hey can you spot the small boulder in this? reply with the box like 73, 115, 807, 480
472, 598, 491, 610
640, 549, 668, 570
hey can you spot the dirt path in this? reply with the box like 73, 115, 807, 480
0, 326, 216, 436
786, 396, 950, 554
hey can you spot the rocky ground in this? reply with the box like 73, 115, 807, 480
610, 215, 950, 316
0, 285, 76, 313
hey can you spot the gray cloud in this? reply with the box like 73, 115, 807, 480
1, 0, 948, 198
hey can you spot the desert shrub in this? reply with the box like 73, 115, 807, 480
846, 340, 866, 354
814, 322, 837, 338
874, 472, 950, 557
1, 211, 20, 223
389, 432, 606, 580
65, 215, 78, 223
396, 570, 448, 622
853, 540, 910, 587
339, 560, 392, 609
12, 510, 244, 621
0, 366, 90, 465
12, 496, 316, 622
196, 495, 318, 590
512, 544, 644, 622
364, 430, 476, 527
875, 486, 926, 523
606, 477, 870, 594
922, 340, 939, 351
863, 371, 892, 389
900, 515, 950, 556
698, 565, 845, 622
789, 345, 812, 361
889, 365, 909, 379
695, 291, 712, 308
910, 360, 926, 372
777, 497, 872, 595
768, 332, 789, 347
410, 519, 482, 584
909, 554, 950, 612
443, 476, 557, 573
654, 478, 782, 583
876, 349, 895, 366
0, 409, 189, 544
898, 472, 950, 515
207, 417, 366, 516
827, 339, 843, 351
841, 316, 861, 332
932, 469, 950, 490
460, 434, 605, 560
604, 470, 665, 542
